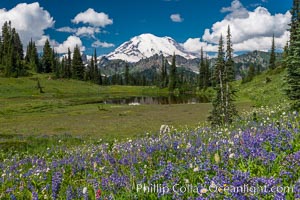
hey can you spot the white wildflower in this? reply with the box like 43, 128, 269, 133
210, 181, 217, 188
200, 188, 208, 194
229, 153, 235, 159
193, 166, 199, 172
234, 134, 239, 139
186, 142, 192, 149
83, 187, 87, 194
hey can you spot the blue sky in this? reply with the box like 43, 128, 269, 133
0, 0, 292, 56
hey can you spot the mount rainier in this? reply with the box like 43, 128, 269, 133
106, 33, 196, 63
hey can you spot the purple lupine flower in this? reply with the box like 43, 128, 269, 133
52, 171, 63, 200
32, 191, 38, 200
10, 194, 17, 200
66, 185, 74, 200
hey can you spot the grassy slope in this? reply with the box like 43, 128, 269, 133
0, 69, 286, 147
0, 74, 215, 140
235, 67, 288, 106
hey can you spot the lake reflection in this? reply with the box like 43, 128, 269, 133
103, 95, 209, 105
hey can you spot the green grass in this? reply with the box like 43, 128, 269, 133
0, 68, 287, 153
235, 67, 288, 106
0, 74, 210, 146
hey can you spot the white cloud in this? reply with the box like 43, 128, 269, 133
36, 35, 58, 47
76, 26, 101, 37
72, 8, 113, 27
183, 0, 291, 54
56, 26, 101, 38
221, 0, 249, 19
181, 38, 217, 53
233, 30, 290, 51
92, 40, 115, 48
56, 27, 76, 33
0, 2, 55, 48
55, 36, 85, 54
170, 14, 183, 22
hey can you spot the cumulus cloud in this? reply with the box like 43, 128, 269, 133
221, 0, 249, 19
36, 35, 58, 48
233, 30, 290, 52
55, 36, 85, 54
56, 27, 76, 33
0, 2, 55, 47
92, 40, 115, 48
182, 38, 217, 53
57, 26, 101, 38
72, 8, 113, 27
76, 26, 101, 37
170, 14, 184, 22
182, 0, 290, 54
203, 6, 290, 45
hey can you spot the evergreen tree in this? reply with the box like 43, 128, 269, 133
209, 33, 237, 126
65, 48, 72, 78
160, 56, 168, 88
205, 57, 211, 87
286, 25, 300, 110
42, 39, 53, 73
25, 39, 40, 72
52, 50, 60, 78
0, 22, 10, 66
93, 49, 102, 85
124, 64, 130, 85
72, 45, 84, 80
168, 53, 177, 91
61, 57, 66, 78
88, 55, 94, 81
282, 42, 289, 68
1, 22, 25, 77
269, 34, 276, 70
223, 26, 238, 124
13, 29, 23, 60
209, 36, 225, 126
225, 26, 235, 82
199, 47, 206, 89
0, 35, 2, 68
289, 0, 300, 43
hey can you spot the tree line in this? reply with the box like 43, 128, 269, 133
0, 21, 197, 89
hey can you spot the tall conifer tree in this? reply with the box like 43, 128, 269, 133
168, 53, 177, 91
269, 34, 276, 70
225, 26, 235, 82
286, 0, 300, 110
209, 30, 237, 126
72, 45, 84, 80
199, 47, 207, 89
66, 48, 72, 78
42, 39, 52, 73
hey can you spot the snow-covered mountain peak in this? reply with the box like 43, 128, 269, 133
106, 33, 196, 63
